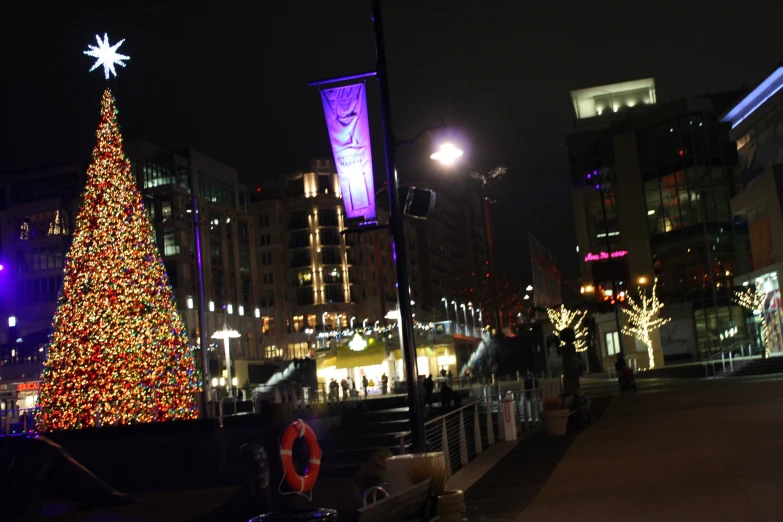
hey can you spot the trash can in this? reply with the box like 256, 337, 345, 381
250, 508, 339, 522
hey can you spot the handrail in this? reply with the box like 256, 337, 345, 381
395, 397, 484, 440
394, 384, 547, 440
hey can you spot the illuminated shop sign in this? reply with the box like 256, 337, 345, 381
584, 250, 628, 262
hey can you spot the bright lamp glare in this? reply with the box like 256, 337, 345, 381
431, 143, 463, 165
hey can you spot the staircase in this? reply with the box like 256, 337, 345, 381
729, 355, 783, 377
319, 396, 412, 479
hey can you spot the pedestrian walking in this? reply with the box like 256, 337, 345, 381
362, 375, 369, 397
381, 373, 388, 394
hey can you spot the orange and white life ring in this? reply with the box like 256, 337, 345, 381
279, 419, 321, 494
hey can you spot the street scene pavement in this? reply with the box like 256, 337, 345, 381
467, 376, 783, 522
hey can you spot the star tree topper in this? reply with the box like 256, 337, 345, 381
84, 33, 129, 79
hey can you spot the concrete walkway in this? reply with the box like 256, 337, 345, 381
513, 377, 783, 522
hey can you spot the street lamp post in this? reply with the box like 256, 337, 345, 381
212, 326, 241, 398
460, 304, 468, 336
469, 304, 476, 334
452, 300, 459, 335
441, 297, 450, 322
371, 0, 426, 453
188, 148, 211, 417
468, 167, 507, 334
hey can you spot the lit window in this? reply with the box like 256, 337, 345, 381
606, 332, 620, 356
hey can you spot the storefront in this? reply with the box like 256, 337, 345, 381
736, 267, 783, 355
316, 337, 460, 396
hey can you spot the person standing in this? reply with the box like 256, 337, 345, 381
341, 378, 349, 400
423, 375, 435, 408
362, 375, 369, 397
381, 373, 388, 394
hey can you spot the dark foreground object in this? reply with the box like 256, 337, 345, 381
0, 436, 135, 519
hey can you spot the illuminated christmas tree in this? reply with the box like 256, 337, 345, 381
622, 279, 670, 370
36, 39, 199, 431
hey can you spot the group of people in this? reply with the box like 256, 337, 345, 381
422, 374, 457, 411
327, 372, 391, 400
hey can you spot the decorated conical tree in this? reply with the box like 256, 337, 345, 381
35, 86, 199, 431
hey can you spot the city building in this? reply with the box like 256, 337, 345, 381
0, 163, 84, 416
568, 78, 750, 368
250, 159, 488, 392
722, 65, 783, 354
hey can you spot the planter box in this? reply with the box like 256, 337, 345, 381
540, 409, 569, 436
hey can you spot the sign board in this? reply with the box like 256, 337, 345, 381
320, 82, 376, 220
17, 381, 40, 392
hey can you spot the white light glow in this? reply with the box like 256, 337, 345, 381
83, 33, 130, 80
430, 143, 464, 165
647, 209, 656, 215
348, 333, 368, 352
187, 297, 194, 309
8, 316, 16, 328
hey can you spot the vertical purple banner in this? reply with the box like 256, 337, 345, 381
320, 83, 376, 220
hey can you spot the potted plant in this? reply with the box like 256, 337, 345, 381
406, 453, 463, 522
540, 394, 569, 436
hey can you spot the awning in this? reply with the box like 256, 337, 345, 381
317, 354, 337, 370
335, 343, 386, 369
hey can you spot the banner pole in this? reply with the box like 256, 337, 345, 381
370, 0, 425, 454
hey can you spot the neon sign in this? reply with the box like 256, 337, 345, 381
584, 250, 628, 262
17, 381, 40, 392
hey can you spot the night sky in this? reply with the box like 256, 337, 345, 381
2, 1, 783, 293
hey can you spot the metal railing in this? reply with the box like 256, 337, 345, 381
0, 408, 36, 437
393, 377, 563, 477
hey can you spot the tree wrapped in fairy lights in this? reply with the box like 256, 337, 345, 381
546, 306, 588, 352
622, 279, 670, 370
734, 286, 769, 357
36, 36, 199, 431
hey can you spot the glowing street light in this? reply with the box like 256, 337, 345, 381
526, 285, 533, 291
441, 297, 450, 322
212, 327, 241, 398
430, 143, 464, 165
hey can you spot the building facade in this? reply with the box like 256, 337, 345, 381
722, 66, 783, 354
249, 159, 488, 391
568, 78, 750, 367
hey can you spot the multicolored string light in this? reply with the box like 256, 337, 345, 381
36, 88, 199, 431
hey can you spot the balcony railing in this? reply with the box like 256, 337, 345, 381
431, 320, 487, 341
